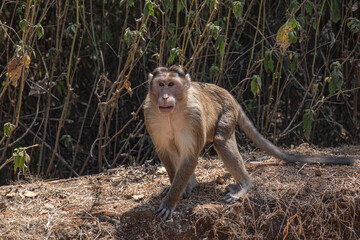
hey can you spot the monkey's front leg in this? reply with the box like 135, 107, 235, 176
157, 150, 198, 198
160, 172, 198, 199
155, 156, 198, 220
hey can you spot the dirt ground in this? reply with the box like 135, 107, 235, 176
0, 144, 359, 239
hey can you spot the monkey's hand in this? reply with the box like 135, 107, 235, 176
154, 198, 175, 221
222, 183, 251, 203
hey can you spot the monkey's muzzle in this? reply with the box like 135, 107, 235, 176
159, 105, 174, 113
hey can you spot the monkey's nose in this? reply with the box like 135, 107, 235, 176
162, 94, 169, 100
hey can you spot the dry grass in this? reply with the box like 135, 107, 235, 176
0, 145, 359, 239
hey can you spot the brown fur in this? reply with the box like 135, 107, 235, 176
143, 66, 355, 220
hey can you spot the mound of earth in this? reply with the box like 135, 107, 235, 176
0, 145, 359, 239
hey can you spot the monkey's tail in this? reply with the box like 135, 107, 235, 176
237, 105, 355, 165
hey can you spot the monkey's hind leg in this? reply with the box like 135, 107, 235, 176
214, 132, 252, 203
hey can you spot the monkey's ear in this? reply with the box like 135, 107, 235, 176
185, 74, 191, 89
148, 73, 154, 85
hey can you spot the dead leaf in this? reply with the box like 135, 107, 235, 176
216, 176, 225, 185
23, 190, 39, 198
132, 194, 144, 201
7, 57, 22, 87
276, 24, 294, 54
315, 169, 322, 176
351, 2, 359, 12
156, 166, 167, 175
124, 80, 133, 95
6, 192, 17, 198
6, 53, 30, 87
21, 54, 31, 68
0, 202, 6, 211
28, 78, 48, 96
44, 203, 54, 209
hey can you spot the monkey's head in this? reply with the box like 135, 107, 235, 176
148, 66, 191, 114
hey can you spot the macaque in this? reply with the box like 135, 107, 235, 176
143, 66, 354, 220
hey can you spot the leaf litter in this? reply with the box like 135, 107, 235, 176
0, 145, 359, 239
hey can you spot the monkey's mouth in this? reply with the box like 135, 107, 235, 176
159, 105, 174, 113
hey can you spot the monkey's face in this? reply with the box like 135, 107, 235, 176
148, 72, 191, 115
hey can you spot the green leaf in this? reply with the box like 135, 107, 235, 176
288, 18, 298, 29
177, 0, 185, 13
65, 23, 76, 37
305, 0, 314, 15
311, 17, 317, 30
210, 65, 219, 79
290, 53, 299, 73
264, 50, 274, 73
169, 47, 181, 64
56, 81, 65, 97
347, 17, 360, 33
232, 1, 244, 20
251, 75, 261, 96
163, 0, 173, 13
124, 28, 132, 46
36, 23, 44, 39
328, 61, 343, 94
303, 109, 314, 136
61, 135, 72, 148
288, 31, 297, 44
289, 0, 299, 13
166, 36, 176, 48
247, 100, 254, 111
16, 6, 24, 16
216, 35, 225, 56
124, 28, 142, 47
206, 0, 217, 8
19, 19, 27, 32
127, 0, 134, 7
168, 23, 175, 34
233, 40, 241, 51
144, 0, 154, 17
4, 122, 15, 137
332, 0, 341, 23
12, 148, 27, 173
104, 26, 113, 42
327, 77, 335, 94
207, 23, 221, 40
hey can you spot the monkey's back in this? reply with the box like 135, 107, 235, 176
189, 82, 239, 142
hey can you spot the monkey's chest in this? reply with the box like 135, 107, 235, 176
150, 117, 195, 157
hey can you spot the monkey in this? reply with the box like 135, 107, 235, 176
143, 66, 355, 220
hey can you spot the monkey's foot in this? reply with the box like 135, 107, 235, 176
222, 183, 251, 203
154, 200, 175, 221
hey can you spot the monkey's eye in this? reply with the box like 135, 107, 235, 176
168, 82, 174, 87
159, 82, 165, 87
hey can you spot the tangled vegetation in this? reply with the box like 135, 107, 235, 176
0, 0, 359, 181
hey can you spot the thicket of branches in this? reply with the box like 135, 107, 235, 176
0, 0, 359, 181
